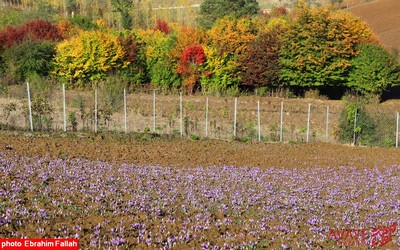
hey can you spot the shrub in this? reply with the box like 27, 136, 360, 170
1, 39, 56, 82
338, 102, 377, 146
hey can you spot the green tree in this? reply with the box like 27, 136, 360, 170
68, 15, 98, 31
137, 29, 181, 91
347, 43, 400, 97
112, 0, 133, 30
1, 39, 56, 82
279, 3, 375, 94
197, 0, 260, 29
200, 45, 240, 95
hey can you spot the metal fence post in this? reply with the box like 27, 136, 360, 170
180, 92, 183, 137
396, 112, 399, 148
124, 88, 127, 133
326, 106, 329, 142
27, 82, 33, 132
353, 109, 357, 145
94, 88, 97, 134
63, 84, 66, 132
257, 100, 261, 142
153, 90, 156, 132
233, 98, 237, 137
205, 97, 208, 137
306, 103, 311, 143
280, 102, 283, 143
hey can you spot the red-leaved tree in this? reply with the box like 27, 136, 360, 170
154, 19, 170, 34
0, 19, 62, 48
0, 27, 26, 48
24, 19, 63, 41
177, 44, 206, 94
239, 28, 283, 91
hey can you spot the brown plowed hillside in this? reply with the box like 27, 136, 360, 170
346, 0, 400, 58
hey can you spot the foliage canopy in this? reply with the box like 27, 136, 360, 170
347, 43, 400, 96
279, 4, 375, 92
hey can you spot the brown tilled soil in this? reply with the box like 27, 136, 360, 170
346, 0, 400, 58
1, 132, 400, 169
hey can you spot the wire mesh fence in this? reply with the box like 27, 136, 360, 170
0, 83, 399, 148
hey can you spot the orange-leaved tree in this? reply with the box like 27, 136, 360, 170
170, 26, 204, 60
206, 16, 260, 57
200, 16, 261, 94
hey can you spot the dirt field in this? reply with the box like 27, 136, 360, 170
2, 132, 400, 169
346, 0, 400, 59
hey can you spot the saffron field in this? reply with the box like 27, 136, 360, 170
1, 145, 399, 249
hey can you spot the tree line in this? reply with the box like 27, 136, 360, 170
0, 1, 399, 100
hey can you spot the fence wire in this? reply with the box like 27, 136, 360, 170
0, 85, 399, 148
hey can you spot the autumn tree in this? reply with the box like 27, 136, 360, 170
177, 44, 206, 94
154, 19, 170, 34
53, 30, 127, 87
0, 26, 26, 48
200, 45, 241, 95
116, 33, 147, 85
201, 16, 260, 94
0, 19, 62, 48
279, 3, 375, 95
347, 43, 400, 97
206, 16, 260, 57
24, 19, 63, 41
269, 6, 289, 18
239, 27, 284, 92
0, 19, 62, 83
197, 0, 260, 29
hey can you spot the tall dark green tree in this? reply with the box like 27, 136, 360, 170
112, 0, 133, 30
197, 0, 260, 29
347, 43, 400, 97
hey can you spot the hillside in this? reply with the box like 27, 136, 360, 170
346, 0, 400, 59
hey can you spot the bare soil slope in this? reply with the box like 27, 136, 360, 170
346, 0, 400, 58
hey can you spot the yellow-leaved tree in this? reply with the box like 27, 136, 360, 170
53, 29, 127, 88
